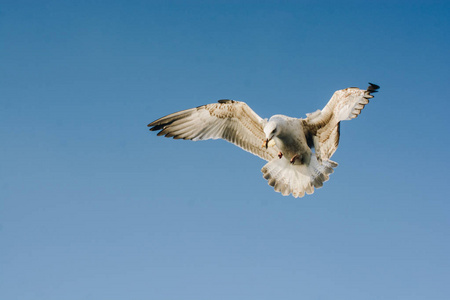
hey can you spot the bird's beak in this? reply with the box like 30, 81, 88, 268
263, 138, 276, 149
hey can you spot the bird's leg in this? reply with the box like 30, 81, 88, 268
290, 154, 301, 164
278, 152, 283, 159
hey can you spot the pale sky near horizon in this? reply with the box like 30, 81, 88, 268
1, 1, 449, 299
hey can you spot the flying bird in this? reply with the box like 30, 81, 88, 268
148, 83, 380, 198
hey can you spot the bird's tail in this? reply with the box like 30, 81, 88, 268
261, 156, 338, 198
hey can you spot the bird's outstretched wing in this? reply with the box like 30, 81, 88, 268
303, 83, 380, 160
148, 100, 279, 161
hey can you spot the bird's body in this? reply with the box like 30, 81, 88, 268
266, 115, 312, 165
148, 83, 380, 198
260, 115, 338, 197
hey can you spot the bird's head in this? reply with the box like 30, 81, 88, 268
263, 121, 278, 149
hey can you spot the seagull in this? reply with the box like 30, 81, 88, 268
148, 83, 380, 198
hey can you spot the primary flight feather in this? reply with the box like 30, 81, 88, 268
148, 83, 380, 198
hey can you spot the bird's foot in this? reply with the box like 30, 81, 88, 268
290, 154, 301, 164
278, 152, 283, 159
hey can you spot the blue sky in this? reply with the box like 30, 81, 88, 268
1, 1, 449, 299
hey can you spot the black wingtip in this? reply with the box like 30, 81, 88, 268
367, 82, 380, 93
217, 99, 236, 104
147, 122, 159, 131
148, 126, 161, 131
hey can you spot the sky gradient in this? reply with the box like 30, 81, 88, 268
1, 1, 450, 299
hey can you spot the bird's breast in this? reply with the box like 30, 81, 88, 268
274, 130, 311, 160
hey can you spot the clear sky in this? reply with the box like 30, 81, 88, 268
1, 1, 449, 299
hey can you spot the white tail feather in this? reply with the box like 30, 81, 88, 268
261, 156, 338, 198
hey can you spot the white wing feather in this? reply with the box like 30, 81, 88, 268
304, 83, 380, 160
148, 100, 279, 161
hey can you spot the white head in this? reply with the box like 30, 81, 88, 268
263, 116, 284, 148
264, 121, 278, 142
